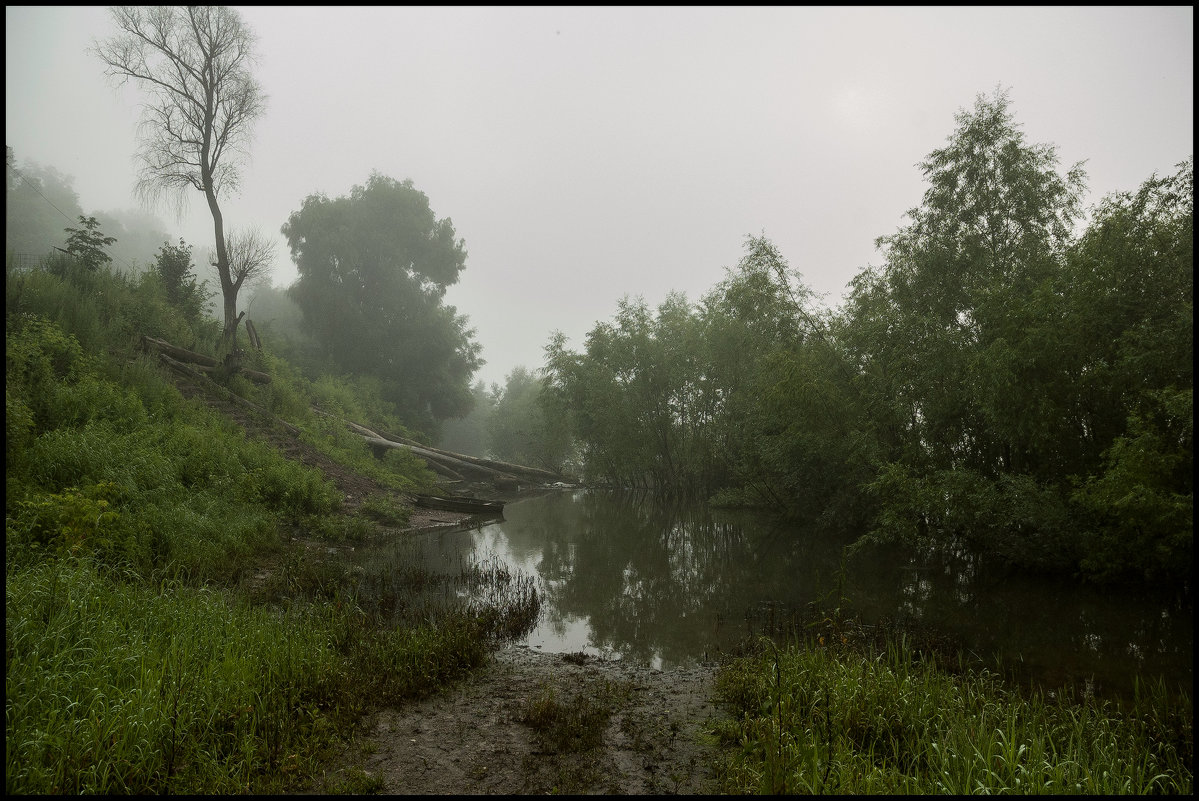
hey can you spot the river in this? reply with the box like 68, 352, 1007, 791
393, 489, 1191, 700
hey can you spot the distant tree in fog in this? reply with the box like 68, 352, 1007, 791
282, 172, 482, 437
6, 149, 86, 258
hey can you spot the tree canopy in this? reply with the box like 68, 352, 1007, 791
282, 172, 482, 436
539, 91, 1192, 585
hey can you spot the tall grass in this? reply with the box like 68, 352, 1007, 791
6, 259, 525, 794
710, 634, 1193, 794
5, 558, 489, 794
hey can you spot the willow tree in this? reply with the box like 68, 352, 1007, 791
95, 5, 266, 341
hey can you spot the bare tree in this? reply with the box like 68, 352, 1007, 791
218, 226, 274, 325
94, 6, 266, 342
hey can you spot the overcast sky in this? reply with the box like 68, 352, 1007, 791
6, 6, 1193, 388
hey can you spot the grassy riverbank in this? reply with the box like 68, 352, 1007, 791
5, 259, 533, 794
710, 632, 1193, 794
7, 259, 1191, 795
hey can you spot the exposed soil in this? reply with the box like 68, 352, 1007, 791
169, 364, 730, 795
328, 645, 726, 795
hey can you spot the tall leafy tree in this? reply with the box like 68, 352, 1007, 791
849, 88, 1085, 475
1066, 159, 1193, 582
62, 216, 118, 271
95, 5, 266, 342
282, 173, 482, 435
843, 89, 1094, 564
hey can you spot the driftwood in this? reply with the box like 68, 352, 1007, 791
143, 335, 218, 366
310, 407, 564, 487
362, 436, 464, 480
142, 335, 271, 384
382, 434, 565, 485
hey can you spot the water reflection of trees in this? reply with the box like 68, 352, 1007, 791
501, 491, 853, 666
483, 491, 1191, 692
842, 542, 1193, 697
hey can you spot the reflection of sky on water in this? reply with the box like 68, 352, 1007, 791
399, 490, 1192, 698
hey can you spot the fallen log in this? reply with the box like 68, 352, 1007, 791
142, 335, 271, 384
361, 436, 513, 482
377, 431, 567, 483
362, 436, 464, 480
311, 406, 566, 486
142, 335, 218, 367
195, 362, 272, 385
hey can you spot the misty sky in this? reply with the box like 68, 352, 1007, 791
6, 6, 1193, 388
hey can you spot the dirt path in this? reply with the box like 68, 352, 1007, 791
332, 644, 727, 795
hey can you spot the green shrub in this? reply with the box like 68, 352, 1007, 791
6, 482, 164, 572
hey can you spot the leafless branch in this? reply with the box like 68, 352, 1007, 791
224, 227, 275, 292
94, 5, 267, 337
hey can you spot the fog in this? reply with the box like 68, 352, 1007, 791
6, 6, 1192, 387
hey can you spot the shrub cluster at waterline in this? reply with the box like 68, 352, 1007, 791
710, 637, 1192, 794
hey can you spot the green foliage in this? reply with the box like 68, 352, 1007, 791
358, 494, 412, 528
3, 210, 532, 796
487, 366, 575, 473
5, 559, 491, 794
7, 482, 164, 571
537, 92, 1191, 585
153, 238, 209, 321
837, 93, 1191, 581
712, 637, 1192, 794
1073, 388, 1193, 583
4, 310, 343, 579
543, 236, 827, 498
8, 253, 219, 358
62, 215, 118, 272
282, 172, 482, 433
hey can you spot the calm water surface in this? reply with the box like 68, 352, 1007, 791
397, 489, 1191, 698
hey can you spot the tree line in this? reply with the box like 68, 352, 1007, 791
535, 91, 1191, 586
11, 7, 1189, 586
